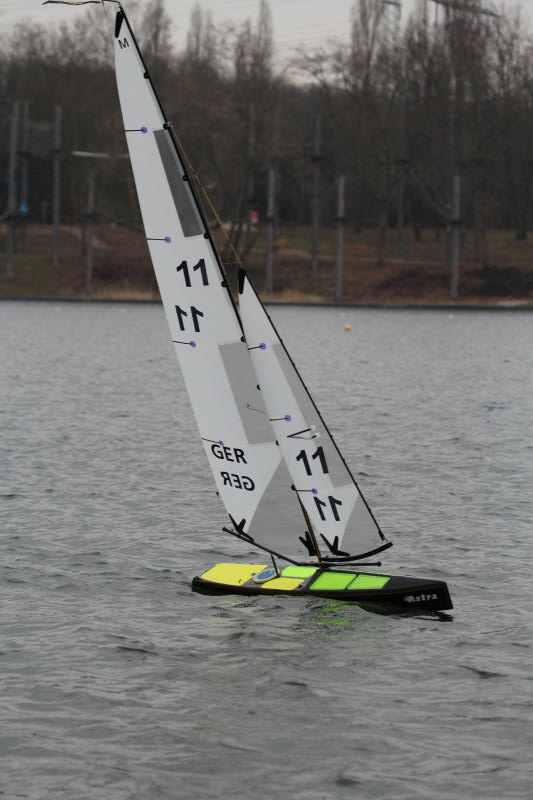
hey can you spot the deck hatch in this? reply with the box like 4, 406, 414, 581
309, 572, 356, 591
348, 574, 391, 590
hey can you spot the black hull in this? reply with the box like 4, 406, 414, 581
192, 564, 453, 611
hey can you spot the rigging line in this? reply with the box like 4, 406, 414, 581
296, 495, 325, 564
168, 124, 245, 271
270, 555, 280, 578
214, 491, 230, 532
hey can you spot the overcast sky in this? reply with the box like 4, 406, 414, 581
0, 0, 425, 60
1, 0, 526, 64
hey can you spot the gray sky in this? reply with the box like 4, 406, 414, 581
0, 0, 419, 60
1, 0, 521, 63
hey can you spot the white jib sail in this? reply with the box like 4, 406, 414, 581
239, 273, 391, 560
113, 9, 304, 554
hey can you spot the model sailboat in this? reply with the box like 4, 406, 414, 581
52, 1, 452, 610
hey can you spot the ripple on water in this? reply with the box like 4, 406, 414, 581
1, 302, 532, 799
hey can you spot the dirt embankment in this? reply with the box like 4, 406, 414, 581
1, 223, 532, 307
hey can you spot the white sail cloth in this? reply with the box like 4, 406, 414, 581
239, 273, 390, 560
113, 8, 390, 562
113, 10, 305, 556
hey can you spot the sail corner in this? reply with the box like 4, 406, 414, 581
115, 9, 125, 38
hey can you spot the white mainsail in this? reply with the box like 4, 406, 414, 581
239, 272, 391, 561
113, 8, 305, 556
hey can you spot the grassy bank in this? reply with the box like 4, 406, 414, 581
1, 222, 533, 306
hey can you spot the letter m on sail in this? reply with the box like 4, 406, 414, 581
118, 38, 129, 49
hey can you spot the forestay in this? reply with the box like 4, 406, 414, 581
239, 272, 392, 561
113, 9, 304, 555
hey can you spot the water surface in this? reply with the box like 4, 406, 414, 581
1, 301, 532, 799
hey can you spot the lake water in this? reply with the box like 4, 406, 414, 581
1, 300, 532, 800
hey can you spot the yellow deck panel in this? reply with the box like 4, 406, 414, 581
200, 563, 267, 586
259, 577, 303, 591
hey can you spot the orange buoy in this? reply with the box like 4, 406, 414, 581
344, 324, 352, 332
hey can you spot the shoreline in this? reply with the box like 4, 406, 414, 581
1, 295, 531, 311
2, 223, 533, 309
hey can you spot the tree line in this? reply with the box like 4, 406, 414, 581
1, 0, 532, 262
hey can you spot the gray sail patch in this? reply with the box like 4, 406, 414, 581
248, 458, 306, 555
153, 129, 203, 237
344, 494, 381, 549
219, 342, 275, 445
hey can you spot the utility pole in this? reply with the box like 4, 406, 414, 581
471, 156, 485, 263
429, 0, 499, 300
335, 176, 346, 301
245, 101, 256, 251
264, 166, 275, 293
72, 150, 110, 294
382, 0, 402, 49
85, 171, 96, 294
52, 106, 62, 265
377, 154, 388, 265
19, 101, 30, 252
396, 88, 407, 260
5, 102, 20, 276
417, 0, 429, 26
449, 172, 461, 300
311, 113, 321, 272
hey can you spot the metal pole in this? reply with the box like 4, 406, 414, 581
449, 171, 461, 301
245, 100, 255, 250
396, 162, 406, 259
335, 175, 345, 301
265, 166, 275, 293
20, 101, 30, 252
311, 113, 321, 272
396, 91, 407, 259
377, 155, 387, 265
52, 106, 62, 264
5, 101, 20, 276
85, 171, 95, 294
472, 157, 485, 263
72, 150, 111, 294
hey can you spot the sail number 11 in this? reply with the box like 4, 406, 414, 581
176, 258, 209, 287
175, 259, 208, 333
296, 446, 328, 475
314, 495, 343, 522
175, 305, 204, 332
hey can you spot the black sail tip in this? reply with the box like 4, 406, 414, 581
238, 269, 247, 295
115, 9, 125, 38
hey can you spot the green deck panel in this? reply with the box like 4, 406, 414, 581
348, 574, 391, 590
309, 571, 357, 591
281, 566, 318, 579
